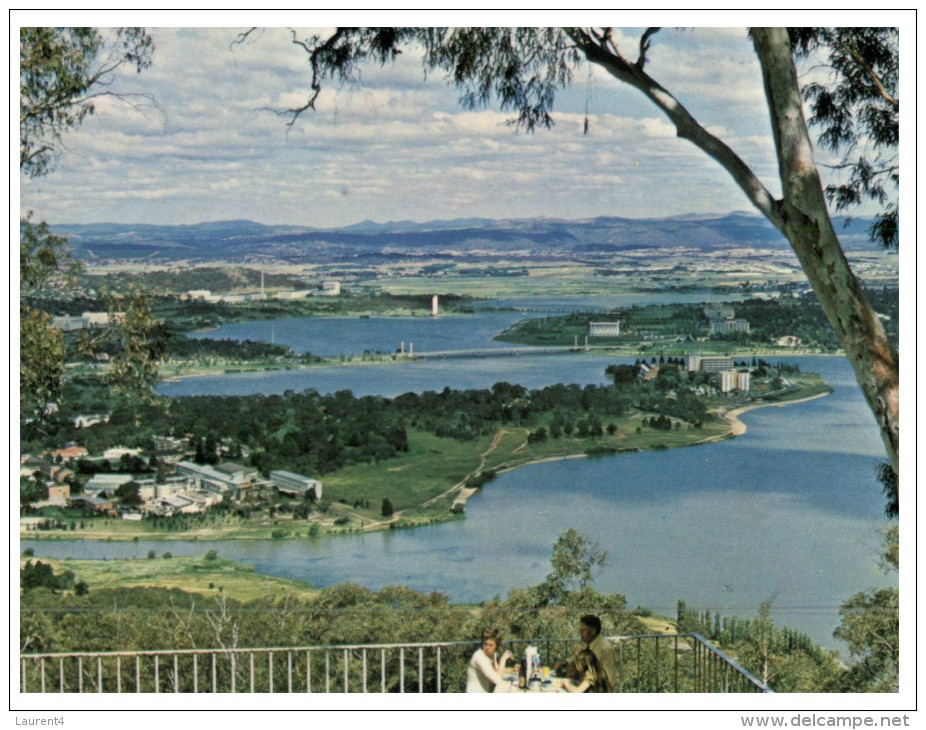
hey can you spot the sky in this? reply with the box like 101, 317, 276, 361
14, 10, 911, 230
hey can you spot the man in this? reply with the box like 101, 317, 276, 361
579, 614, 618, 692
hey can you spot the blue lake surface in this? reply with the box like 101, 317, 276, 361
27, 307, 896, 652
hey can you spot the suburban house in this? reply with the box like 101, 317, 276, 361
51, 445, 89, 462
45, 484, 70, 505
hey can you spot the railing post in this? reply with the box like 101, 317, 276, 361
437, 647, 442, 694
400, 648, 406, 693
78, 657, 83, 694
343, 648, 349, 692
269, 650, 274, 693
41, 658, 46, 694
174, 654, 179, 693
192, 654, 197, 694
418, 647, 424, 693
617, 639, 624, 693
381, 649, 386, 693
212, 653, 217, 694
60, 658, 64, 693
362, 650, 368, 693
673, 636, 679, 693
306, 650, 312, 693
98, 656, 103, 692
325, 651, 330, 693
287, 651, 293, 693
249, 652, 255, 693
135, 656, 140, 693
153, 656, 158, 693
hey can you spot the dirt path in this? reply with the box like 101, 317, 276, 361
420, 428, 529, 509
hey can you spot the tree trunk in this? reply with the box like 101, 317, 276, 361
569, 28, 899, 475
751, 28, 899, 474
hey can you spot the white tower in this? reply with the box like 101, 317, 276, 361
431, 295, 439, 316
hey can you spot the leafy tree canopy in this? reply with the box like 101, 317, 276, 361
20, 27, 153, 178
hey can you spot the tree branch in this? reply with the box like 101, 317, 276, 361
842, 40, 899, 109
565, 28, 783, 230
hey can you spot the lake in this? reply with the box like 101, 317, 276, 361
26, 307, 896, 651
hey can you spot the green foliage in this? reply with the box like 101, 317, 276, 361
381, 498, 394, 517
534, 528, 607, 606
21, 560, 75, 593
676, 599, 842, 691
878, 462, 898, 518
20, 27, 153, 178
791, 28, 898, 249
831, 527, 899, 692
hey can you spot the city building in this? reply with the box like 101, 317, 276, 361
320, 280, 341, 296
709, 318, 751, 335
51, 315, 85, 331
175, 460, 257, 496
152, 436, 188, 454
687, 355, 735, 373
776, 335, 802, 347
588, 321, 621, 337
84, 473, 135, 496
270, 470, 322, 499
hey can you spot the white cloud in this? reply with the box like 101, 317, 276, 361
19, 25, 827, 227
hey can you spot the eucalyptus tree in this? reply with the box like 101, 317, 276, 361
247, 26, 899, 477
19, 27, 159, 422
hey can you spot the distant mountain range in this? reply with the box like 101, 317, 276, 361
51, 213, 876, 263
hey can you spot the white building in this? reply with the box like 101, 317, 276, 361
175, 460, 256, 495
320, 280, 341, 296
270, 470, 322, 499
710, 318, 751, 335
84, 473, 135, 496
51, 315, 85, 331
103, 446, 143, 461
717, 369, 751, 393
73, 413, 109, 428
588, 321, 621, 338
81, 311, 111, 327
718, 370, 737, 393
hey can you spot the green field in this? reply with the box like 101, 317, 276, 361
23, 555, 320, 603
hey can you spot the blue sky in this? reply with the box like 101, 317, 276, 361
15, 10, 910, 229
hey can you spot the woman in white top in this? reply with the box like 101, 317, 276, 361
466, 629, 514, 692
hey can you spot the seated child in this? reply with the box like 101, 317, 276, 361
562, 649, 607, 693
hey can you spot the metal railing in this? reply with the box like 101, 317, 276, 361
20, 633, 772, 694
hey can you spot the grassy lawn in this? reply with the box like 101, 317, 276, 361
23, 555, 320, 603
323, 430, 492, 511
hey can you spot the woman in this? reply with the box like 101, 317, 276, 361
561, 649, 606, 693
466, 629, 514, 692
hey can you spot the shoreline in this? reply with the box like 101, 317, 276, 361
156, 349, 847, 385
445, 389, 832, 511
22, 389, 832, 544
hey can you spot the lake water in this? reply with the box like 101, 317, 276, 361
27, 307, 896, 651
